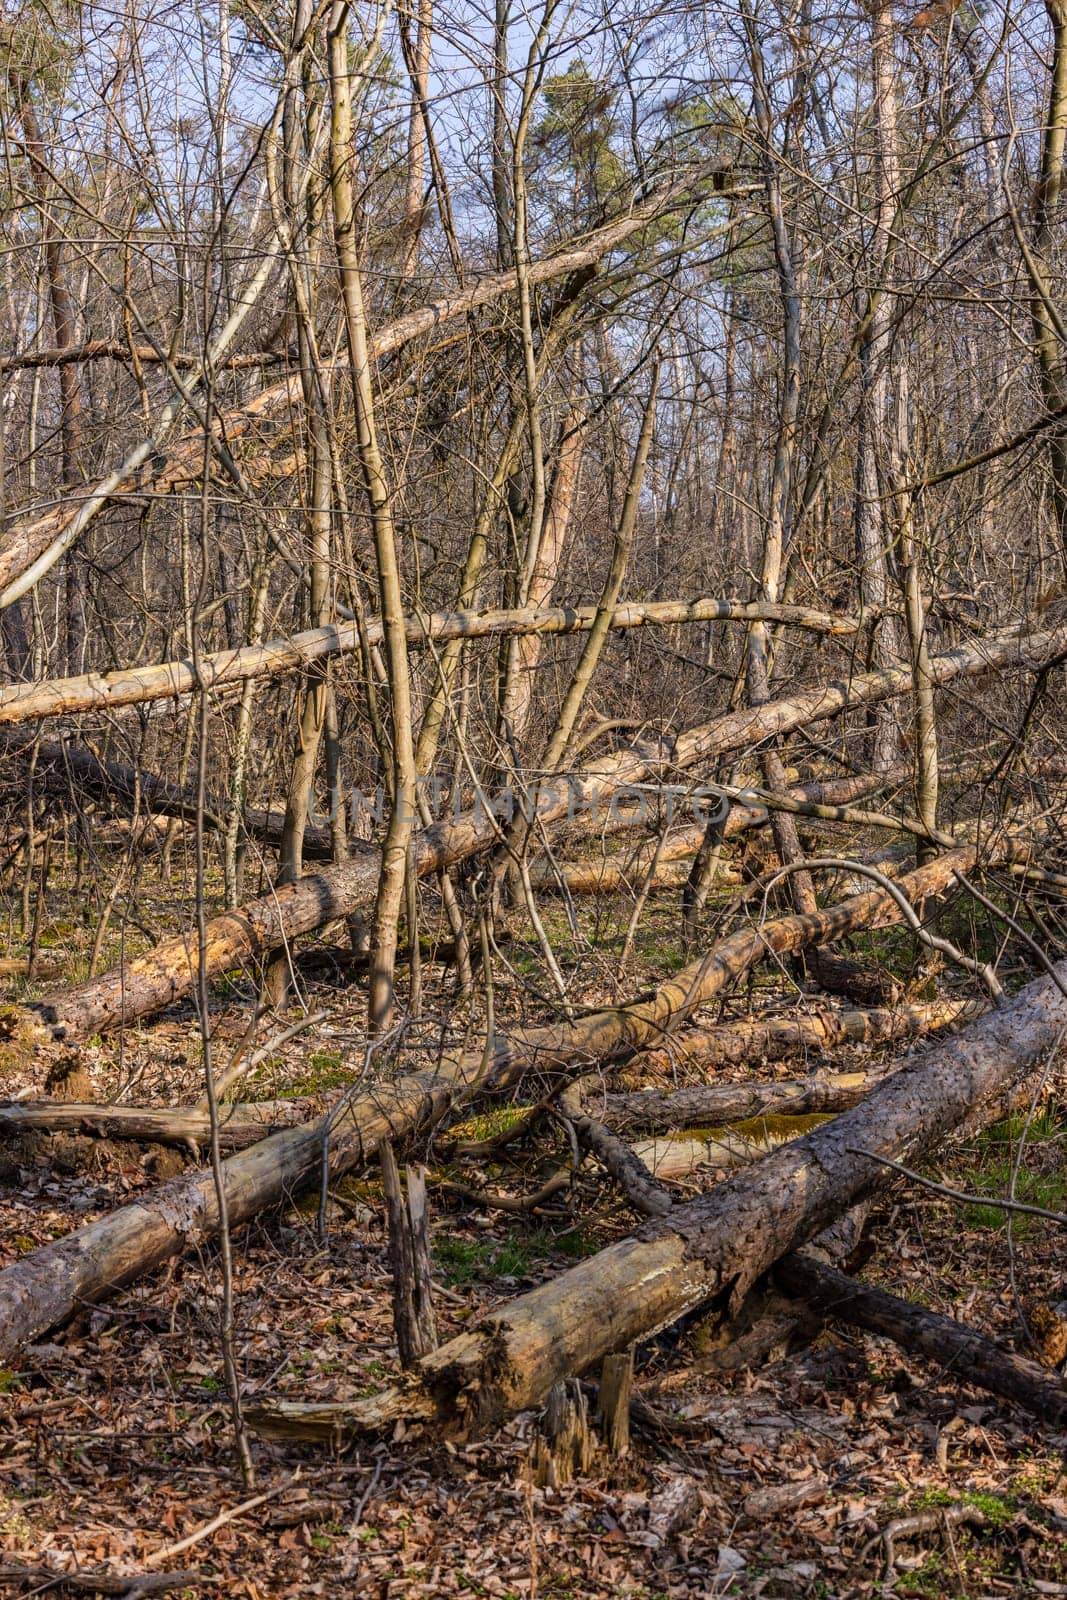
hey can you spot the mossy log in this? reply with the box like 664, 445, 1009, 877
1, 620, 1059, 1061
245, 960, 1067, 1442
0, 841, 1019, 1360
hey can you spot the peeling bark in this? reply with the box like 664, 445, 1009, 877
0, 840, 1026, 1359
244, 961, 1067, 1441
2, 620, 1059, 1058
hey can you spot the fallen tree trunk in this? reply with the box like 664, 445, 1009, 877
24, 743, 886, 886
627, 998, 985, 1077
774, 1253, 1067, 1427
0, 597, 859, 728
529, 770, 916, 896
0, 159, 745, 608
2, 618, 1058, 1058
0, 842, 1021, 1359
0, 1097, 310, 1150
243, 960, 1067, 1441
30, 738, 332, 859
599, 1071, 875, 1134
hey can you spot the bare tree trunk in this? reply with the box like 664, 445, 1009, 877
853, 0, 904, 770
398, 0, 433, 284
328, 1, 418, 1031
893, 369, 939, 859
1025, 1, 1067, 551
743, 10, 820, 926
10, 77, 86, 671
0, 593, 865, 729
775, 1254, 1067, 1428
499, 407, 585, 748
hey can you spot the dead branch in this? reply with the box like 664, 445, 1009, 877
0, 839, 1032, 1360
244, 960, 1067, 1442
774, 1252, 1067, 1425
558, 1081, 674, 1216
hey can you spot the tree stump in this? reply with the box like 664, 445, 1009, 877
378, 1139, 436, 1366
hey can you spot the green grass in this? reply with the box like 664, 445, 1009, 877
913, 1488, 1016, 1528
275, 1048, 351, 1096
959, 1160, 1067, 1236
978, 1106, 1062, 1146
435, 1224, 597, 1284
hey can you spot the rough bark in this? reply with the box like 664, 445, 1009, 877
0, 841, 1021, 1358
244, 960, 1067, 1440
379, 1141, 437, 1365
774, 1253, 1067, 1426
627, 998, 984, 1078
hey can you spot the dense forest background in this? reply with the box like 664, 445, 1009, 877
2, 1, 1067, 1595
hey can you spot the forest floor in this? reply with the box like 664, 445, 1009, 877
1, 851, 1066, 1599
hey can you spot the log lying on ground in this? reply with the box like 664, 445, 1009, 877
0, 160, 756, 610
598, 1072, 876, 1133
627, 998, 985, 1077
0, 1097, 311, 1150
0, 842, 1021, 1360
0, 598, 859, 728
30, 738, 333, 859
774, 1253, 1067, 1427
3, 615, 1060, 1059
0, 958, 64, 981
528, 771, 913, 896
244, 961, 1067, 1441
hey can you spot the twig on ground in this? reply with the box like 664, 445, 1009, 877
847, 1147, 1067, 1226
142, 1482, 291, 1568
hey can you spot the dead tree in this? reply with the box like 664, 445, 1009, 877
245, 959, 1067, 1440
0, 838, 1033, 1360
